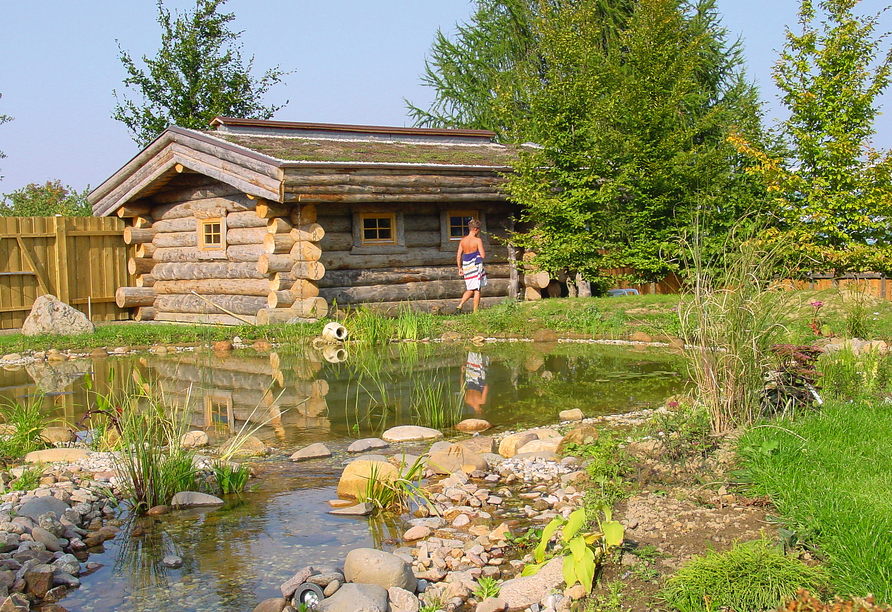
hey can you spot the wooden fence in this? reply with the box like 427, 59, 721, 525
0, 216, 132, 329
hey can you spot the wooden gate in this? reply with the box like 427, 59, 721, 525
0, 216, 132, 329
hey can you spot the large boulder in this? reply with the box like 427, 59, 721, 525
454, 436, 496, 455
317, 583, 389, 612
337, 460, 398, 499
170, 491, 224, 508
498, 432, 538, 458
344, 548, 417, 592
22, 295, 94, 337
499, 556, 564, 611
427, 444, 488, 475
382, 426, 443, 443
17, 497, 70, 521
220, 435, 267, 457
24, 448, 91, 464
515, 438, 561, 455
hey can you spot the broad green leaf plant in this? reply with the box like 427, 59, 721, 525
521, 506, 625, 593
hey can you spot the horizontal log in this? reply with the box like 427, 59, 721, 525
318, 231, 353, 252
152, 217, 196, 233
524, 286, 542, 300
255, 200, 291, 218
128, 257, 156, 276
263, 233, 294, 254
152, 195, 253, 221
524, 271, 550, 290
116, 286, 157, 308
319, 278, 510, 305
132, 216, 153, 229
289, 241, 322, 262
135, 274, 156, 288
134, 306, 157, 321
286, 193, 505, 203
317, 264, 511, 288
152, 262, 266, 281
267, 280, 320, 307
153, 231, 197, 248
172, 353, 285, 378
315, 214, 350, 233
269, 271, 296, 291
257, 254, 296, 275
227, 244, 266, 261
153, 312, 258, 326
285, 184, 502, 196
321, 247, 508, 270
290, 205, 317, 226
154, 293, 268, 316
256, 298, 329, 324
226, 210, 268, 229
136, 243, 157, 259
291, 223, 325, 242
227, 227, 267, 245
123, 227, 156, 245
282, 171, 505, 188
288, 279, 320, 300
267, 218, 292, 234
263, 225, 325, 253
291, 261, 326, 281
154, 279, 271, 296
267, 290, 296, 309
117, 203, 152, 218
405, 231, 441, 248
145, 358, 278, 390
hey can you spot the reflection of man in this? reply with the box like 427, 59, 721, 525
462, 351, 489, 414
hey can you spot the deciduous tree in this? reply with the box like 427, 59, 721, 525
0, 93, 13, 181
113, 0, 288, 147
0, 181, 92, 217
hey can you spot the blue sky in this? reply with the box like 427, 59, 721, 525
0, 0, 889, 195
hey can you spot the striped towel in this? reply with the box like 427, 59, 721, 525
461, 250, 487, 290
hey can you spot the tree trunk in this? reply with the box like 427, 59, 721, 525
116, 286, 157, 308
123, 227, 156, 245
290, 223, 325, 242
319, 278, 510, 305
117, 203, 152, 218
269, 271, 297, 291
524, 286, 542, 301
128, 257, 156, 276
152, 262, 266, 281
154, 293, 267, 316
153, 279, 271, 296
136, 243, 157, 259
317, 264, 510, 288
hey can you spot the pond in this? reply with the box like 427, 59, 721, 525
0, 339, 686, 612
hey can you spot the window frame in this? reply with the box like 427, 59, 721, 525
197, 216, 227, 251
440, 209, 486, 251
350, 209, 407, 254
358, 212, 397, 246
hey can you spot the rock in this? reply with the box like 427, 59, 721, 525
281, 566, 315, 598
161, 555, 182, 568
388, 586, 421, 612
454, 419, 492, 433
327, 499, 353, 508
318, 583, 388, 612
0, 594, 30, 612
344, 548, 417, 592
147, 505, 169, 516
516, 438, 561, 455
22, 295, 95, 337
427, 441, 452, 455
89, 347, 109, 359
337, 460, 398, 499
558, 409, 585, 421
23, 448, 91, 464
328, 503, 373, 516
0, 353, 22, 363
403, 525, 431, 541
291, 443, 332, 462
532, 328, 558, 343
630, 331, 653, 343
180, 430, 209, 448
565, 584, 587, 600
253, 340, 273, 352
307, 571, 346, 587
213, 340, 233, 352
499, 556, 564, 611
557, 425, 600, 453
24, 564, 54, 598
41, 427, 76, 444
427, 445, 488, 475
498, 432, 538, 458
513, 450, 561, 461
440, 331, 462, 341
347, 438, 389, 453
17, 497, 70, 521
220, 435, 267, 457
454, 436, 495, 455
382, 426, 443, 443
324, 580, 341, 597
30, 527, 60, 552
477, 597, 508, 612
169, 491, 224, 508
252, 598, 288, 612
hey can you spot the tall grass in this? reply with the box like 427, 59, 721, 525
679, 232, 793, 433
738, 399, 892, 600
395, 303, 435, 340
345, 306, 396, 347
411, 378, 462, 430
0, 397, 51, 462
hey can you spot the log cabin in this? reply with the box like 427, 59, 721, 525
89, 117, 521, 324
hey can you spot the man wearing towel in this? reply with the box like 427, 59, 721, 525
456, 218, 487, 313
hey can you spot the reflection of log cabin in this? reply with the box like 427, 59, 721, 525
89, 118, 520, 323
141, 351, 330, 441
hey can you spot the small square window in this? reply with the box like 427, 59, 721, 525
204, 394, 233, 433
448, 210, 479, 240
360, 213, 396, 245
198, 217, 226, 250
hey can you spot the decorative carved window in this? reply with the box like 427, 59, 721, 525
198, 217, 226, 251
359, 213, 397, 245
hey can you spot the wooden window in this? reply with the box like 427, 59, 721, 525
447, 210, 479, 240
203, 393, 233, 433
359, 213, 396, 245
198, 217, 226, 251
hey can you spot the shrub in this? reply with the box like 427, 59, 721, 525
661, 539, 828, 612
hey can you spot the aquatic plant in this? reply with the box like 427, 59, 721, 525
358, 455, 431, 515
395, 302, 435, 340
0, 397, 51, 462
211, 461, 251, 495
411, 377, 462, 430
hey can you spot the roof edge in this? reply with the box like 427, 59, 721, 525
209, 117, 497, 140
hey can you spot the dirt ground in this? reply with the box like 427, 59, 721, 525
587, 437, 776, 612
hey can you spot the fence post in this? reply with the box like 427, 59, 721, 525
52, 217, 71, 305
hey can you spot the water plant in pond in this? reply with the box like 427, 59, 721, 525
346, 306, 396, 347
0, 397, 51, 463
472, 576, 501, 600
358, 455, 431, 515
522, 506, 625, 594
211, 461, 251, 495
395, 302, 435, 341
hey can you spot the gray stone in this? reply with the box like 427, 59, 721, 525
29, 527, 60, 552
290, 443, 332, 462
324, 580, 341, 597
38, 513, 65, 538
281, 566, 315, 598
51, 555, 80, 576
306, 571, 345, 587
403, 525, 431, 541
0, 535, 18, 555
23, 563, 54, 598
180, 430, 209, 448
388, 586, 420, 612
347, 438, 389, 453
317, 583, 388, 612
22, 295, 95, 337
252, 598, 288, 612
51, 570, 80, 587
328, 503, 373, 516
382, 426, 443, 443
169, 491, 224, 508
477, 597, 508, 612
161, 555, 182, 569
344, 548, 417, 592
499, 556, 564, 611
558, 409, 585, 421
17, 497, 69, 521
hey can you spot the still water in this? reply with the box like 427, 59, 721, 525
0, 340, 685, 612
